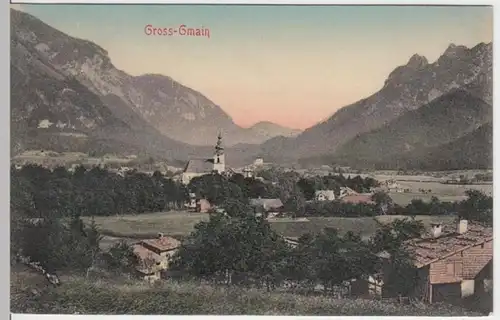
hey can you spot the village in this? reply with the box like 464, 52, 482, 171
97, 134, 487, 307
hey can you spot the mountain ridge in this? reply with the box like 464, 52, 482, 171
258, 41, 492, 163
10, 9, 301, 147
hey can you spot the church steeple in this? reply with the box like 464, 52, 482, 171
215, 131, 224, 156
213, 131, 225, 173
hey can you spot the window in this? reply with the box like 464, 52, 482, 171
446, 263, 455, 275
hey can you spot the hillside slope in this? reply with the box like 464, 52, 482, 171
10, 9, 225, 161
10, 9, 297, 147
260, 42, 492, 162
401, 121, 493, 170
11, 268, 485, 315
328, 89, 492, 169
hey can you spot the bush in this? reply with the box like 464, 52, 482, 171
10, 273, 485, 315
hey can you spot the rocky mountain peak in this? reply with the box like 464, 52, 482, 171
407, 54, 429, 69
443, 43, 468, 58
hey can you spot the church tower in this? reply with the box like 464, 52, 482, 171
213, 132, 225, 173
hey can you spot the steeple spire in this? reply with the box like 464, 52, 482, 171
215, 131, 224, 156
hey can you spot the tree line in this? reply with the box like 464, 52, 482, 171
171, 199, 424, 296
11, 164, 189, 219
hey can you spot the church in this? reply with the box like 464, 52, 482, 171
181, 133, 227, 185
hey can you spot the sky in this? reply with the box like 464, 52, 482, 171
11, 4, 493, 129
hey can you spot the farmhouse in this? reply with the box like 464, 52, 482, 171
181, 133, 226, 185
315, 190, 336, 201
132, 233, 181, 282
341, 194, 375, 205
249, 198, 284, 218
377, 220, 493, 303
196, 199, 212, 213
338, 187, 359, 198
185, 193, 212, 213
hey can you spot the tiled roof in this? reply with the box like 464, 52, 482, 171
133, 244, 161, 262
141, 236, 181, 252
132, 244, 162, 274
249, 198, 284, 210
341, 194, 374, 205
183, 158, 214, 174
403, 223, 493, 268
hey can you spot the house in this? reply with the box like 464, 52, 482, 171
249, 198, 284, 218
350, 274, 384, 298
185, 193, 211, 213
338, 187, 359, 198
341, 194, 375, 205
242, 167, 254, 178
186, 193, 197, 209
254, 158, 264, 166
283, 236, 300, 248
181, 133, 226, 185
196, 199, 211, 213
132, 233, 181, 282
377, 220, 493, 303
315, 190, 336, 201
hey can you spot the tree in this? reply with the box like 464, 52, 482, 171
84, 216, 103, 277
297, 178, 316, 201
383, 248, 420, 297
103, 240, 139, 274
458, 190, 493, 225
370, 217, 425, 253
284, 188, 306, 217
371, 191, 393, 215
171, 212, 290, 288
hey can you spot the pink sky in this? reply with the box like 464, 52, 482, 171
14, 4, 493, 130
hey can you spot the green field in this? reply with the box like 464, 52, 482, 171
84, 212, 458, 244
81, 211, 209, 239
11, 267, 484, 315
84, 212, 382, 241
374, 215, 457, 228
386, 181, 491, 206
270, 217, 381, 240
388, 192, 467, 206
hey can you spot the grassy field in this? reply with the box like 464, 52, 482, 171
11, 267, 484, 315
84, 212, 458, 243
374, 215, 457, 227
270, 217, 381, 240
388, 192, 467, 206
81, 211, 209, 239
386, 181, 491, 206
84, 212, 382, 241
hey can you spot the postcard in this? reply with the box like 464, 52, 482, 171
10, 1, 493, 316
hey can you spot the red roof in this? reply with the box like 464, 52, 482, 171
141, 236, 181, 252
341, 194, 374, 205
133, 244, 161, 262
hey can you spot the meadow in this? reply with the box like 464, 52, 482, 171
83, 211, 458, 244
81, 211, 209, 239
386, 180, 491, 206
11, 267, 484, 316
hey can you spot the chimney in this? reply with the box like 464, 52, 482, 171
158, 232, 164, 239
430, 223, 442, 238
457, 219, 468, 234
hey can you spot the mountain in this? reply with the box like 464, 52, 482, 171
10, 9, 220, 161
402, 122, 493, 171
10, 9, 294, 147
248, 121, 301, 139
325, 89, 492, 169
260, 42, 493, 162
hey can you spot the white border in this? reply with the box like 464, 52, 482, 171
7, 0, 498, 5
5, 1, 498, 320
